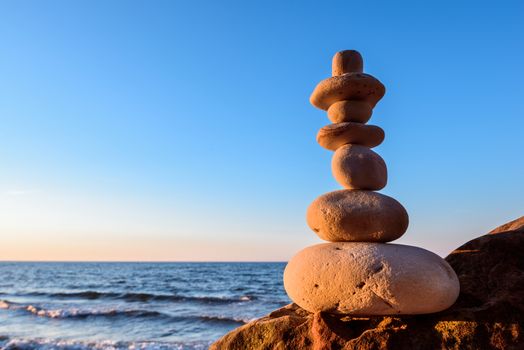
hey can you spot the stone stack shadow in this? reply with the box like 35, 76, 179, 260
283, 50, 460, 316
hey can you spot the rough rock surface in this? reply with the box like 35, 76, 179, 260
283, 243, 459, 315
306, 190, 408, 242
211, 217, 524, 350
317, 122, 384, 151
332, 144, 387, 190
489, 216, 524, 234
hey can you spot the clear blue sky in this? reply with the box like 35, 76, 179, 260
0, 0, 522, 261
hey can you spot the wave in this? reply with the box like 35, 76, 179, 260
196, 314, 253, 325
0, 300, 165, 320
26, 305, 166, 320
168, 314, 251, 325
18, 290, 255, 304
0, 299, 10, 309
0, 299, 249, 324
0, 337, 210, 350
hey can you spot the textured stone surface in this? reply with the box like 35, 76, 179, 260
489, 216, 524, 234
211, 217, 524, 349
310, 73, 385, 110
327, 100, 373, 124
332, 144, 387, 190
283, 242, 459, 315
317, 122, 384, 151
306, 190, 408, 242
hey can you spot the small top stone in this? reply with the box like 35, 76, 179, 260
332, 50, 363, 76
310, 50, 385, 111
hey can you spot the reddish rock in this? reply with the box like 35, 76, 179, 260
306, 190, 408, 243
332, 144, 387, 190
316, 122, 384, 151
211, 217, 524, 350
489, 216, 524, 234
310, 73, 385, 111
332, 50, 364, 76
327, 100, 373, 124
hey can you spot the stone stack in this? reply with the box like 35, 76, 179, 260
283, 50, 460, 316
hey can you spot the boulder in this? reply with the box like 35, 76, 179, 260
211, 216, 524, 349
489, 216, 524, 234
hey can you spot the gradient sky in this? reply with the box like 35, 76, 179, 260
0, 1, 523, 261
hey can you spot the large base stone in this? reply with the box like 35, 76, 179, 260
284, 242, 459, 315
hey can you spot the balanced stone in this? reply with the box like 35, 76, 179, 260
310, 73, 385, 110
279, 49, 461, 320
317, 122, 384, 151
327, 100, 373, 124
283, 242, 460, 315
332, 144, 387, 190
306, 190, 408, 242
332, 50, 363, 76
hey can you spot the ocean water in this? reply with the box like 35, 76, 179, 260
0, 262, 289, 350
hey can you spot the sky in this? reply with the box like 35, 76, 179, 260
0, 0, 523, 261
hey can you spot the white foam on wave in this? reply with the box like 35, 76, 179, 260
0, 299, 78, 318
0, 298, 163, 320
26, 304, 76, 318
0, 337, 210, 350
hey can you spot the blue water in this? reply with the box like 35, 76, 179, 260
0, 262, 289, 349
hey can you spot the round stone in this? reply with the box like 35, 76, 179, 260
317, 122, 384, 151
332, 144, 387, 190
327, 100, 373, 124
310, 73, 385, 111
332, 50, 363, 76
306, 190, 408, 242
283, 242, 460, 315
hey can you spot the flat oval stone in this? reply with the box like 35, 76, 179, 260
327, 100, 373, 124
306, 190, 408, 242
310, 73, 385, 111
284, 242, 460, 315
332, 144, 387, 190
317, 122, 384, 151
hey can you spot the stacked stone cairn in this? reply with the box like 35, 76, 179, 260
284, 50, 460, 315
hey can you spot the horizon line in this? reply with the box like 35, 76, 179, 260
0, 260, 287, 263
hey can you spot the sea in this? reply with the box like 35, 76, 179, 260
0, 262, 290, 350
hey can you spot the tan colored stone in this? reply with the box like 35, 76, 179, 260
283, 242, 460, 315
317, 122, 384, 151
306, 190, 408, 242
332, 50, 363, 76
327, 100, 373, 124
332, 144, 387, 190
310, 73, 385, 110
